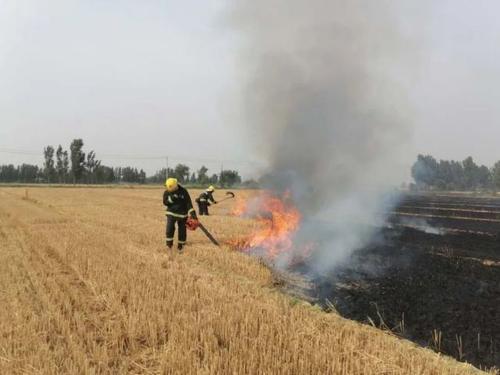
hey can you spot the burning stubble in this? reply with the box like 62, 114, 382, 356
230, 1, 421, 272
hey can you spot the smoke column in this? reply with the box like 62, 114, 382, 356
230, 1, 419, 272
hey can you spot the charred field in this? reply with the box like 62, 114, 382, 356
273, 193, 500, 370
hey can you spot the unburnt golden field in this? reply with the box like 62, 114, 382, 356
0, 187, 488, 374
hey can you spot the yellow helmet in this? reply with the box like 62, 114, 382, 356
207, 185, 215, 192
165, 178, 178, 192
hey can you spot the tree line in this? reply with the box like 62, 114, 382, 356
411, 154, 500, 190
0, 139, 243, 187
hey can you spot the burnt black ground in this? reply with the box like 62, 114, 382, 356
287, 193, 500, 370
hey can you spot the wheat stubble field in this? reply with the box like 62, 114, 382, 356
0, 187, 488, 374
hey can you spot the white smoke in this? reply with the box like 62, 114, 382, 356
396, 216, 446, 235
230, 0, 422, 272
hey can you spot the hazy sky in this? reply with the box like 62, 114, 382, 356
1, 0, 500, 178
411, 1, 500, 168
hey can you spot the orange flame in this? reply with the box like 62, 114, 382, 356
231, 196, 248, 217
231, 191, 313, 263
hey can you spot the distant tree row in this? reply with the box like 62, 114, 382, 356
147, 164, 242, 187
0, 139, 244, 187
411, 154, 500, 190
38, 139, 148, 184
0, 164, 40, 183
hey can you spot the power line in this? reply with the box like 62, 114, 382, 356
0, 147, 263, 167
0, 148, 40, 156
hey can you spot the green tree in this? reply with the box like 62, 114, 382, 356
190, 172, 197, 184
121, 167, 136, 182
492, 161, 500, 190
56, 145, 64, 183
43, 146, 56, 183
139, 169, 146, 184
410, 154, 494, 191
436, 160, 452, 189
477, 165, 491, 189
220, 170, 242, 187
95, 165, 115, 184
18, 164, 39, 183
411, 154, 438, 188
147, 168, 174, 184
462, 156, 479, 190
114, 167, 122, 182
55, 145, 70, 183
119, 166, 145, 183
85, 151, 101, 184
70, 139, 86, 183
449, 161, 465, 190
0, 164, 18, 182
209, 174, 219, 185
173, 164, 190, 183
62, 150, 69, 183
197, 165, 209, 185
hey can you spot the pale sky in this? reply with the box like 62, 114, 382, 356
411, 1, 500, 169
1, 0, 500, 178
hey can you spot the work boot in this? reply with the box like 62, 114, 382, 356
166, 240, 173, 249
177, 244, 184, 254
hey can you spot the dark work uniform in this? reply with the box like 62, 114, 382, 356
163, 185, 196, 248
196, 191, 216, 216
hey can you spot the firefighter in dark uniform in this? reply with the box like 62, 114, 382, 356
163, 178, 197, 252
196, 186, 217, 216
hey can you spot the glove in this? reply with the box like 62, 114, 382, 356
190, 210, 198, 220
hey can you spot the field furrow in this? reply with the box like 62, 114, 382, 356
0, 187, 488, 374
